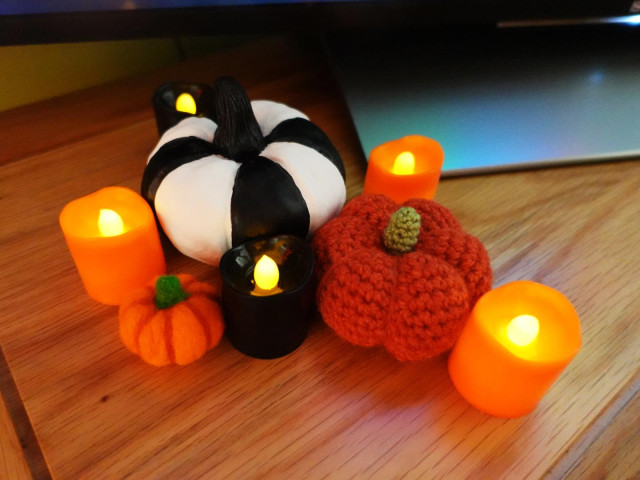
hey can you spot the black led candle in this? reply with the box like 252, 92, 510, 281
219, 235, 315, 359
152, 82, 215, 135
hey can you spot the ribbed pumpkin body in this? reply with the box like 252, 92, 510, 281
119, 274, 224, 366
142, 91, 346, 265
313, 194, 493, 361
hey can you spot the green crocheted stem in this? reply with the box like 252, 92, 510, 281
383, 207, 422, 255
155, 275, 190, 309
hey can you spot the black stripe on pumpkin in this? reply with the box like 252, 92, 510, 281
264, 117, 346, 179
230, 155, 310, 247
141, 136, 218, 207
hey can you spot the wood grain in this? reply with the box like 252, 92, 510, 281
0, 388, 32, 480
556, 374, 639, 480
1, 34, 638, 479
0, 346, 51, 480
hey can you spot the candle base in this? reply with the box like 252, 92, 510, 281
223, 298, 312, 359
448, 345, 539, 419
447, 281, 582, 418
59, 186, 166, 305
220, 235, 315, 359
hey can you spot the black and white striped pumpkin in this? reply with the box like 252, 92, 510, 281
142, 77, 346, 266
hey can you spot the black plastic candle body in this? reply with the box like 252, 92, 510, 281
219, 235, 315, 359
152, 82, 214, 135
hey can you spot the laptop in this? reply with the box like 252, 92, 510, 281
327, 26, 640, 176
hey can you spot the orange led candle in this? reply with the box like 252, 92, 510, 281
448, 281, 581, 418
59, 187, 166, 305
363, 135, 444, 203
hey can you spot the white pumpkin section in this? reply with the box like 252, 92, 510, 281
147, 97, 345, 266
154, 155, 238, 265
261, 142, 346, 234
149, 116, 217, 159
251, 100, 308, 137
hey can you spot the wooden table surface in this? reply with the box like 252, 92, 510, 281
1, 34, 639, 480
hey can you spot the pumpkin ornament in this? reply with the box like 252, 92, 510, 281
142, 76, 346, 265
312, 194, 492, 361
119, 274, 224, 366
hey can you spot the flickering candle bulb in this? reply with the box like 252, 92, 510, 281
220, 235, 314, 359
392, 151, 416, 175
59, 187, 166, 305
175, 93, 197, 114
448, 281, 582, 418
506, 314, 539, 348
252, 255, 283, 296
363, 135, 444, 203
98, 209, 124, 237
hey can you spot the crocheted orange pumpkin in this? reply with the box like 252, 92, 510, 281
119, 274, 224, 366
312, 194, 492, 361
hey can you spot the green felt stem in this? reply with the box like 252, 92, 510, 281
383, 207, 421, 255
155, 275, 190, 309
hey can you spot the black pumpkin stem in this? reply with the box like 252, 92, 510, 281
155, 275, 190, 309
210, 76, 266, 161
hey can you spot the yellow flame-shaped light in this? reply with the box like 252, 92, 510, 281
254, 255, 279, 291
391, 151, 416, 175
98, 209, 124, 237
175, 93, 197, 114
506, 314, 540, 347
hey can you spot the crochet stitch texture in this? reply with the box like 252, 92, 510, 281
312, 194, 492, 361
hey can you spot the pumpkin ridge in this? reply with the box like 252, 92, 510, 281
319, 249, 396, 347
383, 255, 401, 343
230, 156, 310, 247
163, 311, 176, 364
184, 299, 213, 349
264, 117, 345, 179
131, 304, 157, 356
142, 136, 218, 208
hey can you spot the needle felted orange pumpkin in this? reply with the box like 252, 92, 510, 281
119, 274, 224, 366
312, 194, 492, 361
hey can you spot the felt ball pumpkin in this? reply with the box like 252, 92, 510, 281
142, 76, 346, 266
312, 194, 492, 361
119, 274, 224, 366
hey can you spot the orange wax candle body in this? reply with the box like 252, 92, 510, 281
363, 135, 444, 203
60, 187, 166, 305
448, 281, 581, 418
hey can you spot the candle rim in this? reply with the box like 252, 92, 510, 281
59, 186, 155, 239
153, 81, 211, 109
369, 135, 444, 174
472, 280, 582, 365
219, 234, 314, 298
